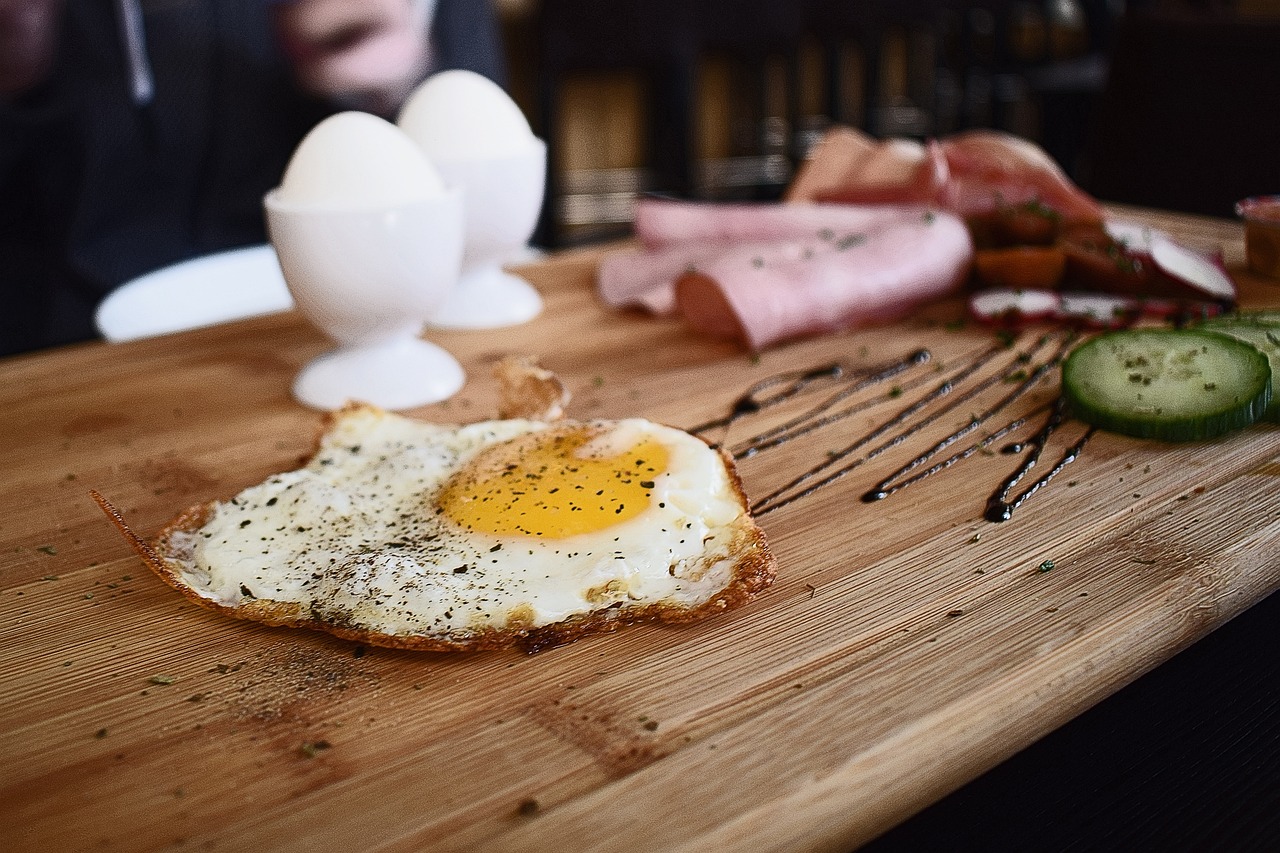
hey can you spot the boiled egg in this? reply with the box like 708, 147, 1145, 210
277, 110, 445, 208
397, 69, 538, 160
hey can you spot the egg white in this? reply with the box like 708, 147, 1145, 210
174, 407, 749, 639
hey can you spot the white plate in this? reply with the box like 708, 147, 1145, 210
95, 244, 294, 342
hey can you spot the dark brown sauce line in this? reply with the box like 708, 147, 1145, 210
752, 339, 1047, 515
687, 363, 847, 435
862, 332, 1078, 502
731, 350, 933, 460
865, 400, 1055, 503
985, 399, 1096, 522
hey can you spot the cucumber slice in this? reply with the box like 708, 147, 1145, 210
1198, 319, 1280, 421
1062, 329, 1271, 440
1224, 310, 1280, 325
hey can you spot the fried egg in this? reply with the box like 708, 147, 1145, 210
139, 405, 775, 651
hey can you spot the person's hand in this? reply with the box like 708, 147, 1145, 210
272, 0, 433, 115
0, 0, 64, 97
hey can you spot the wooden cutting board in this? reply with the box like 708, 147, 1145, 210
2, 206, 1278, 852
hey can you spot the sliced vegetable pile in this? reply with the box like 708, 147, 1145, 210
1062, 313, 1280, 441
966, 204, 1237, 327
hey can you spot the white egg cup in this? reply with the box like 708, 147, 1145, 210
427, 139, 547, 329
264, 188, 466, 410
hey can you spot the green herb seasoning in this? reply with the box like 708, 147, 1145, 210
299, 740, 332, 759
834, 233, 867, 251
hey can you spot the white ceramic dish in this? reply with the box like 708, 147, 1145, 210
95, 244, 294, 342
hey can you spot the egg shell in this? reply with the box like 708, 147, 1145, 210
398, 69, 536, 160
278, 111, 445, 208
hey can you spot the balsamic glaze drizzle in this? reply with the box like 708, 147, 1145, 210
752, 336, 1060, 515
728, 350, 930, 459
687, 363, 847, 437
861, 401, 1053, 504
692, 330, 1092, 523
860, 332, 1079, 507
984, 399, 1097, 522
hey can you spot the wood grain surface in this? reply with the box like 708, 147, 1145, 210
2, 206, 1278, 852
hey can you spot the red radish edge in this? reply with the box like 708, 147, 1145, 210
1150, 237, 1237, 301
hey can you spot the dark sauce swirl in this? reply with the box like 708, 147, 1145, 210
984, 398, 1096, 522
693, 330, 1091, 523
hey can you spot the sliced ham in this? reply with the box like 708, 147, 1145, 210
632, 196, 920, 250
674, 209, 973, 351
604, 199, 947, 316
939, 130, 1103, 222
784, 127, 949, 207
786, 126, 1103, 224
596, 243, 723, 314
597, 126, 1101, 351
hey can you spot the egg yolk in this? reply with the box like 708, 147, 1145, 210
438, 427, 668, 539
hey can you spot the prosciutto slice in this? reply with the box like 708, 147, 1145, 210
938, 130, 1103, 222
784, 127, 948, 207
674, 209, 973, 351
787, 126, 1102, 223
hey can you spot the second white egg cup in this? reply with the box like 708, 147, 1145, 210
265, 188, 466, 411
427, 140, 547, 329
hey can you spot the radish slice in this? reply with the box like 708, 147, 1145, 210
1104, 220, 1169, 254
1150, 236, 1237, 302
969, 288, 1061, 324
1057, 292, 1140, 327
1129, 298, 1183, 319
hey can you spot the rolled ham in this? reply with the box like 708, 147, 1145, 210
603, 199, 948, 314
633, 197, 919, 250
596, 243, 720, 314
674, 208, 973, 351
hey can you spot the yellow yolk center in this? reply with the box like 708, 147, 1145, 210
439, 427, 669, 539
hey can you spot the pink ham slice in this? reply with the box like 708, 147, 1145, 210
938, 130, 1103, 222
597, 244, 719, 314
786, 126, 1102, 223
674, 208, 973, 351
784, 127, 949, 207
632, 197, 917, 250
603, 199, 947, 314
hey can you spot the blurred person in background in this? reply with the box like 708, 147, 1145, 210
0, 0, 506, 357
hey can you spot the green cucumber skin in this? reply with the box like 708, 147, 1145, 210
1199, 318, 1280, 421
1222, 310, 1280, 326
1062, 329, 1272, 441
